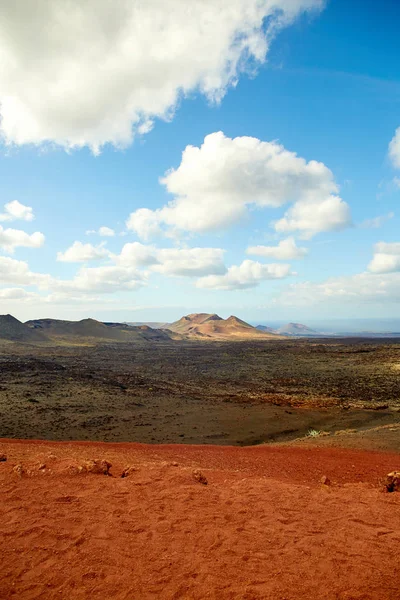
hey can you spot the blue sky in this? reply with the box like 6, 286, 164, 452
0, 0, 399, 324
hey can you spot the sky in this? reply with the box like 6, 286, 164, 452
0, 0, 400, 325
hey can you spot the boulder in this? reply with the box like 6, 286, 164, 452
385, 471, 400, 492
81, 459, 112, 475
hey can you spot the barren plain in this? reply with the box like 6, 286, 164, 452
0, 337, 399, 448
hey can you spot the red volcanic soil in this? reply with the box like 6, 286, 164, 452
1, 439, 400, 600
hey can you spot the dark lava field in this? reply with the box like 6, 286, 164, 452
1, 339, 400, 446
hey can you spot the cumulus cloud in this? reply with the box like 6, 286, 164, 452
0, 256, 50, 287
116, 242, 159, 268
0, 226, 45, 253
86, 227, 115, 237
54, 265, 147, 294
116, 242, 226, 276
274, 195, 351, 239
360, 212, 394, 229
247, 237, 307, 259
389, 127, 400, 169
0, 0, 323, 152
0, 200, 34, 222
368, 241, 400, 274
57, 241, 110, 262
196, 259, 293, 290
127, 131, 350, 239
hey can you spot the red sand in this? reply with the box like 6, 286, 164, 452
1, 439, 400, 600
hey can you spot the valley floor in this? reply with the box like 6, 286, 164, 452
1, 339, 400, 447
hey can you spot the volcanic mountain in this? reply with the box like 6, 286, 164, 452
165, 313, 281, 340
276, 322, 317, 336
0, 314, 48, 342
26, 318, 172, 342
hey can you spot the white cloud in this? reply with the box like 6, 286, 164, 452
126, 209, 163, 241
116, 242, 159, 267
155, 248, 226, 277
196, 259, 293, 290
368, 241, 400, 274
0, 0, 323, 153
0, 287, 35, 300
247, 237, 307, 259
116, 242, 226, 276
86, 226, 115, 237
127, 131, 350, 239
274, 195, 351, 239
0, 200, 34, 222
360, 212, 394, 229
55, 265, 147, 294
98, 226, 115, 237
0, 256, 50, 287
57, 241, 110, 262
0, 225, 44, 253
389, 127, 400, 169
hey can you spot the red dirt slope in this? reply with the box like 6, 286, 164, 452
0, 439, 399, 600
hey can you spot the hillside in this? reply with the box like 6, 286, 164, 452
256, 324, 276, 333
26, 318, 172, 342
166, 313, 281, 340
0, 314, 48, 342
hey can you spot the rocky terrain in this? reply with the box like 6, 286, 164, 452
0, 337, 399, 447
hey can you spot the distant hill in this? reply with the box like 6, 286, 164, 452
125, 321, 168, 329
276, 323, 318, 336
26, 318, 172, 342
256, 325, 276, 333
0, 314, 48, 342
166, 313, 281, 340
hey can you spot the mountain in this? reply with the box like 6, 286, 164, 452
276, 323, 318, 336
0, 314, 48, 342
166, 313, 281, 340
125, 321, 168, 329
256, 325, 276, 333
26, 318, 172, 342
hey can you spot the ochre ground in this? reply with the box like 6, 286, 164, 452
1, 439, 400, 599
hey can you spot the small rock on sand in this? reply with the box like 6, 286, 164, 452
13, 464, 25, 477
121, 466, 137, 478
320, 475, 331, 486
193, 469, 208, 485
0, 454, 7, 462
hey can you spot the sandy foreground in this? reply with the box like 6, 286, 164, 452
0, 439, 399, 600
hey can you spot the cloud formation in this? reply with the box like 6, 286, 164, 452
196, 259, 292, 290
116, 242, 226, 277
57, 241, 110, 262
247, 237, 307, 259
0, 226, 44, 253
86, 227, 115, 237
127, 132, 350, 239
0, 256, 50, 287
368, 241, 400, 274
0, 200, 34, 222
0, 0, 322, 152
360, 212, 394, 229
